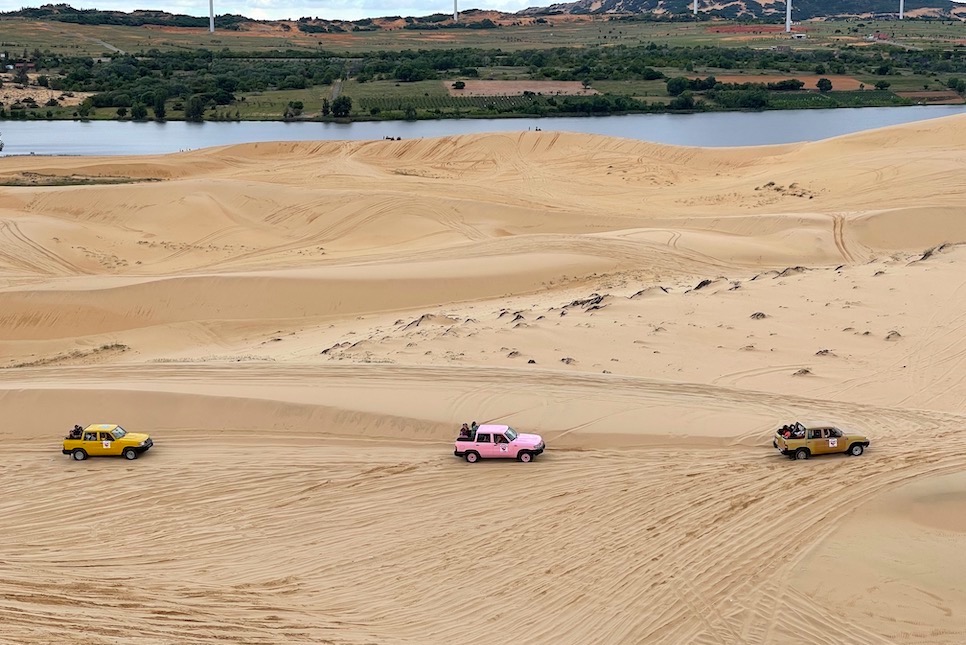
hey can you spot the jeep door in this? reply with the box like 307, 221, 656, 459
81, 431, 105, 456
825, 428, 844, 454
98, 431, 120, 456
807, 428, 827, 455
493, 433, 513, 459
473, 433, 497, 458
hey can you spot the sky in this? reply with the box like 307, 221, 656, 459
0, 0, 541, 20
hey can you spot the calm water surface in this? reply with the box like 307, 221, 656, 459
0, 106, 963, 156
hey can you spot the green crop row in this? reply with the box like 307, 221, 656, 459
765, 90, 909, 109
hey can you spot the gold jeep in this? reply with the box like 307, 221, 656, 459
62, 424, 153, 461
774, 422, 869, 460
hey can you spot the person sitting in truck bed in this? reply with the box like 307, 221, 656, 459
459, 423, 470, 438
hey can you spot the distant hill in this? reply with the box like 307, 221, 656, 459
2, 1, 962, 34
1, 3, 250, 29
522, 0, 963, 20
0, 4, 534, 33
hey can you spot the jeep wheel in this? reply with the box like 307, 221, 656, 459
794, 448, 810, 461
464, 451, 480, 464
72, 449, 88, 461
518, 451, 533, 463
848, 444, 864, 456
123, 448, 138, 460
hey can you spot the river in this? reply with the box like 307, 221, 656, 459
0, 105, 964, 156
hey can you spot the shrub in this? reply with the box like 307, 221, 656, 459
331, 95, 352, 117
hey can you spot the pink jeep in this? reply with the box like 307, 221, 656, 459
454, 424, 545, 463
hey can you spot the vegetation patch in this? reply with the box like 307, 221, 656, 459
711, 74, 864, 91
3, 343, 130, 369
0, 172, 162, 186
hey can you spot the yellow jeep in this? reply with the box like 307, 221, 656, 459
62, 424, 153, 461
774, 422, 869, 460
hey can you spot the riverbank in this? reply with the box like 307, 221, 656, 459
1, 105, 965, 156
1, 87, 926, 124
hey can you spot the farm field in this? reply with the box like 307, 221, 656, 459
230, 88, 330, 120
0, 18, 320, 56
592, 79, 673, 98
895, 90, 966, 104
2, 15, 964, 57
446, 80, 597, 97
344, 80, 450, 102
1, 14, 964, 123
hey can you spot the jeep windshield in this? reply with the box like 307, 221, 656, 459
111, 427, 127, 439
505, 428, 518, 441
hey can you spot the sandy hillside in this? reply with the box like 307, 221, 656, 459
1, 116, 965, 644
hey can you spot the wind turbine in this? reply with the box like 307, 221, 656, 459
693, 0, 698, 16
785, 0, 792, 33
454, 0, 459, 23
209, 0, 214, 33
899, 0, 904, 20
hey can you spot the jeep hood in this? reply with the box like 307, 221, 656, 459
123, 433, 151, 444
516, 433, 543, 446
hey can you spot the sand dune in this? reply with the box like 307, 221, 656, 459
2, 115, 966, 643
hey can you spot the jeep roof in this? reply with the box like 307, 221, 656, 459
85, 423, 121, 432
477, 424, 509, 433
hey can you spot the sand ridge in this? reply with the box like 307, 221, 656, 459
2, 115, 966, 643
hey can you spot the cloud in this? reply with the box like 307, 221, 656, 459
0, 0, 539, 20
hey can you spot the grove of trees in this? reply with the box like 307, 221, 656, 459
3, 37, 966, 121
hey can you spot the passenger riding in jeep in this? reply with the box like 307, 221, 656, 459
778, 422, 806, 440
458, 421, 479, 440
